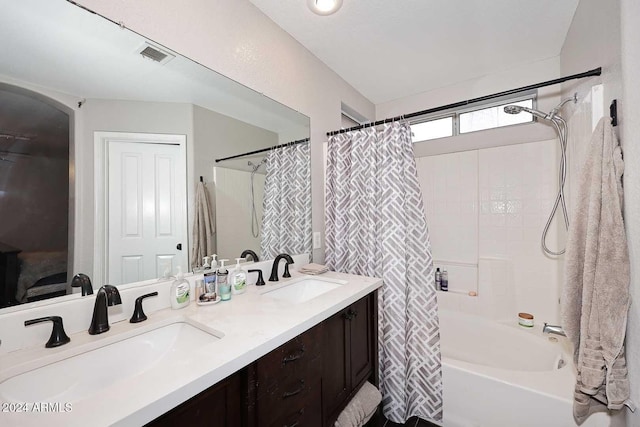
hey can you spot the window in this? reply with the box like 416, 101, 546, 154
410, 95, 535, 143
459, 99, 533, 134
410, 117, 453, 142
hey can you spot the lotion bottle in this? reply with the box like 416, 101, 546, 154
231, 258, 247, 295
170, 266, 191, 309
217, 259, 231, 301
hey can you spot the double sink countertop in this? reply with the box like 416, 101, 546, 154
0, 271, 382, 427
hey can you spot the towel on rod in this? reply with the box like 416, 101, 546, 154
191, 180, 215, 269
561, 117, 633, 423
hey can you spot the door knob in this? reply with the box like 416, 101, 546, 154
176, 243, 182, 250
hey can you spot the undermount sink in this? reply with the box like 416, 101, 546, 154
0, 321, 222, 403
262, 277, 346, 304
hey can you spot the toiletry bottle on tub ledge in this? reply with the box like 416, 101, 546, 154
441, 268, 448, 292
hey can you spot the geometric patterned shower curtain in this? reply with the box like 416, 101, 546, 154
260, 141, 312, 261
325, 122, 442, 423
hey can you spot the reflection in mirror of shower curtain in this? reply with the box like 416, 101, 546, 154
213, 166, 265, 262
260, 142, 312, 261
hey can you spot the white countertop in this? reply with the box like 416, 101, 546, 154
0, 271, 382, 427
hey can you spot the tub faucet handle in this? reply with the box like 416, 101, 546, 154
542, 323, 566, 337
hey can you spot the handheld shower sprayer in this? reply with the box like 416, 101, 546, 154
503, 94, 577, 256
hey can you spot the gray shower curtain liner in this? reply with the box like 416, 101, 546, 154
260, 141, 312, 261
325, 122, 442, 423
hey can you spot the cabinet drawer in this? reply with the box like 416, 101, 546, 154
267, 386, 322, 427
256, 378, 321, 426
257, 324, 322, 391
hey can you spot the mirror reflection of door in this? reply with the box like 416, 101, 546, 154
101, 132, 187, 285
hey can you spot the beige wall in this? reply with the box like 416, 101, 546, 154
75, 0, 376, 263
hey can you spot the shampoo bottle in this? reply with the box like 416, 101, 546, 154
217, 259, 231, 301
231, 258, 247, 295
441, 268, 449, 292
435, 268, 442, 291
170, 266, 191, 309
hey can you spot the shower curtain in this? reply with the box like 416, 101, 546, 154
325, 122, 442, 423
260, 141, 312, 260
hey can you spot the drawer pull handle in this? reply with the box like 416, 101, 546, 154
283, 409, 304, 427
282, 346, 305, 364
342, 309, 358, 321
282, 380, 305, 398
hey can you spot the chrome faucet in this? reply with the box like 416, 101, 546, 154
269, 253, 294, 282
543, 323, 566, 337
89, 285, 122, 335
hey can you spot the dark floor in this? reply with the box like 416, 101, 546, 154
367, 412, 440, 427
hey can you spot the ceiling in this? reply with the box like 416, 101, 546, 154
0, 0, 309, 141
249, 0, 580, 104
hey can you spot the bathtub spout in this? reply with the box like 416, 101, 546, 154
543, 323, 566, 337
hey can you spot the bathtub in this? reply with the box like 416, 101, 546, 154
438, 310, 616, 427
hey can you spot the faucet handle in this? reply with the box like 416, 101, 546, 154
130, 292, 158, 323
24, 316, 71, 348
248, 269, 265, 286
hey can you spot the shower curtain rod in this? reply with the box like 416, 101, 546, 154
326, 67, 602, 137
214, 137, 310, 163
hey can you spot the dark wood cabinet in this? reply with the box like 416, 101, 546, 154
250, 323, 323, 427
322, 293, 377, 427
147, 291, 377, 427
145, 370, 242, 427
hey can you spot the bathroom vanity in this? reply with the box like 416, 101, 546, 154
0, 271, 382, 427
147, 292, 377, 427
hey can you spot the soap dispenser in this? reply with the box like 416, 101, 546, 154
231, 258, 247, 295
170, 266, 191, 309
210, 254, 218, 270
217, 259, 231, 301
202, 256, 211, 270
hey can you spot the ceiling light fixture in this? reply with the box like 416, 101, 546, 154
307, 0, 343, 16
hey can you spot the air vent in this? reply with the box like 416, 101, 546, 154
137, 43, 175, 65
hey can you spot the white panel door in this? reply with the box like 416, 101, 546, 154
107, 139, 187, 285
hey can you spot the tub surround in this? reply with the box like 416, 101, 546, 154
0, 260, 382, 426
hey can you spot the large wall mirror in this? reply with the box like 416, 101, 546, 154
0, 0, 310, 310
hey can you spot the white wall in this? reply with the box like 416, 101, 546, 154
75, 0, 376, 263
621, 0, 640, 424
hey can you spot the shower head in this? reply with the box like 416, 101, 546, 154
503, 105, 548, 120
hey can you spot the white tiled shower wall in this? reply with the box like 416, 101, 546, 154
417, 138, 564, 324
214, 167, 265, 262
